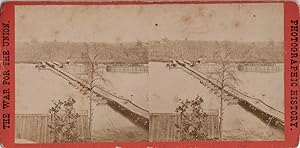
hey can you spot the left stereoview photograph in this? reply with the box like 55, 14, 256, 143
15, 5, 149, 143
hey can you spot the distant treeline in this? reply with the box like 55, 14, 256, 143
16, 41, 148, 64
16, 40, 283, 64
147, 40, 283, 63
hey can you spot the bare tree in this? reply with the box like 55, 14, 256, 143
81, 43, 108, 140
210, 42, 240, 140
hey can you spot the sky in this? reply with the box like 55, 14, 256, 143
16, 3, 283, 43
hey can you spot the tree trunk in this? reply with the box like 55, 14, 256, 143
219, 88, 223, 140
88, 90, 93, 140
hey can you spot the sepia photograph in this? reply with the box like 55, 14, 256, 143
14, 3, 284, 143
15, 5, 149, 143
148, 3, 284, 141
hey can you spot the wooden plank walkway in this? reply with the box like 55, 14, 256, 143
44, 62, 149, 129
175, 60, 284, 129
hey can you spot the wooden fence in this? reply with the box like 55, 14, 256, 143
149, 110, 219, 142
106, 65, 148, 73
15, 113, 89, 143
63, 64, 148, 74
237, 64, 282, 73
149, 113, 182, 142
195, 63, 282, 73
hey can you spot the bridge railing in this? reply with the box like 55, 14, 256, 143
47, 62, 149, 116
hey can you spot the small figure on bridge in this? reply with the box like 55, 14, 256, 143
130, 94, 134, 102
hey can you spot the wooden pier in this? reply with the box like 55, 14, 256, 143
176, 60, 284, 130
44, 62, 149, 130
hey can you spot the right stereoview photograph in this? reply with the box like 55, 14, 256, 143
148, 3, 284, 141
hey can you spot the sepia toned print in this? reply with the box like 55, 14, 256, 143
15, 3, 284, 143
